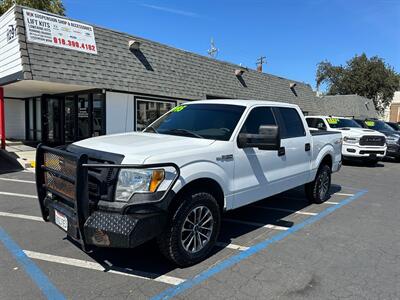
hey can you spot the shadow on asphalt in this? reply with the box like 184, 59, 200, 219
0, 151, 23, 175
65, 185, 343, 276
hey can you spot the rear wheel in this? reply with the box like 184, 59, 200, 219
157, 191, 221, 267
305, 164, 331, 204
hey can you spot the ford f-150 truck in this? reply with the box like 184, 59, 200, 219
36, 100, 342, 266
306, 116, 386, 165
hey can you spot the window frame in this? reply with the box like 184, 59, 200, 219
238, 106, 278, 135
273, 107, 306, 139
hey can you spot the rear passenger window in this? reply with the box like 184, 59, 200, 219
277, 108, 306, 138
240, 107, 276, 134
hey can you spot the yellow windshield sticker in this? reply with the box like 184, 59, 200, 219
327, 118, 339, 125
172, 105, 186, 112
365, 121, 375, 127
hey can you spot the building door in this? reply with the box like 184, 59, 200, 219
64, 95, 77, 143
42, 96, 62, 145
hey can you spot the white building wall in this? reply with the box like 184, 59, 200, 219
5, 99, 25, 139
0, 7, 23, 79
105, 91, 134, 134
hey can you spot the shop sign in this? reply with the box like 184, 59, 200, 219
23, 9, 97, 54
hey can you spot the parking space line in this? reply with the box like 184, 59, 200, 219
252, 205, 317, 216
151, 189, 368, 300
334, 193, 354, 197
216, 242, 249, 251
0, 191, 37, 199
24, 250, 186, 285
325, 201, 339, 205
223, 218, 289, 231
0, 227, 66, 300
0, 178, 35, 184
0, 212, 43, 222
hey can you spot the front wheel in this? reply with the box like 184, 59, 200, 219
305, 164, 331, 204
157, 191, 221, 267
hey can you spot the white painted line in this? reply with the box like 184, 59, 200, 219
0, 178, 35, 184
325, 201, 339, 205
0, 191, 37, 199
216, 242, 249, 251
334, 193, 354, 197
0, 212, 43, 222
24, 250, 185, 285
224, 218, 289, 231
252, 205, 317, 216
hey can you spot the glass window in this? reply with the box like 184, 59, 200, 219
306, 118, 316, 128
145, 104, 245, 141
35, 98, 41, 140
77, 94, 90, 140
93, 93, 105, 137
240, 107, 276, 134
326, 118, 361, 129
136, 99, 176, 131
278, 108, 306, 138
363, 119, 395, 132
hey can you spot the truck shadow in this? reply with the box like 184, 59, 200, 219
82, 184, 343, 276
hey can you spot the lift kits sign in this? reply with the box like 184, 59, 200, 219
23, 9, 97, 54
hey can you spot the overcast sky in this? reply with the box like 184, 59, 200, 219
64, 0, 400, 89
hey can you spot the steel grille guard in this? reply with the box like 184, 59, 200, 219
35, 144, 180, 250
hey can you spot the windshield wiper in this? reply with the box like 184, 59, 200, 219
144, 126, 158, 133
165, 129, 204, 139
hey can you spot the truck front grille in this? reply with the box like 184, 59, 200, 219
359, 136, 385, 146
43, 152, 76, 202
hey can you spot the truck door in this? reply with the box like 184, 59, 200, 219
233, 106, 289, 208
273, 107, 313, 185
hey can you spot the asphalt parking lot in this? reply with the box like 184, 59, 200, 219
0, 160, 399, 300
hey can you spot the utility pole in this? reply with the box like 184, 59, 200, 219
256, 56, 266, 72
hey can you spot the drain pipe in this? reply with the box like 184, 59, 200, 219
0, 87, 5, 149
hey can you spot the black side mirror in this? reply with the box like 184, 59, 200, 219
237, 125, 280, 150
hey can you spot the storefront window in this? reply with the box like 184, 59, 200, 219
136, 98, 176, 131
93, 93, 105, 137
77, 94, 90, 140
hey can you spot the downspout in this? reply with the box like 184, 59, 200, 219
0, 87, 5, 149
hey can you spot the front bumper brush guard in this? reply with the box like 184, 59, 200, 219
35, 144, 180, 251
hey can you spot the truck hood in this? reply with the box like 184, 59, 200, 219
335, 128, 385, 138
72, 132, 215, 164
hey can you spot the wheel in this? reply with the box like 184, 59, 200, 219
157, 191, 221, 267
305, 164, 331, 204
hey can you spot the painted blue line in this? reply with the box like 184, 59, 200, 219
151, 189, 368, 300
0, 227, 66, 300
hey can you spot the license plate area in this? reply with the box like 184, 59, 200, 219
55, 209, 68, 231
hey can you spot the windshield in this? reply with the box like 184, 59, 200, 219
326, 118, 361, 129
364, 120, 395, 132
144, 104, 246, 141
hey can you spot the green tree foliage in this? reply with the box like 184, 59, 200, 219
316, 53, 400, 113
0, 0, 65, 16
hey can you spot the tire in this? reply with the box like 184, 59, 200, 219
305, 164, 331, 204
157, 191, 221, 267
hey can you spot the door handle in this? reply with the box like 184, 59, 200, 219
278, 147, 285, 156
305, 143, 311, 151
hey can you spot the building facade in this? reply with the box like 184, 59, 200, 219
388, 91, 400, 122
1, 6, 328, 147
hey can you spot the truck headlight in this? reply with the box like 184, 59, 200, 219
115, 169, 165, 201
343, 136, 359, 144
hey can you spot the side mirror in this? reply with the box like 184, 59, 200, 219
237, 125, 280, 150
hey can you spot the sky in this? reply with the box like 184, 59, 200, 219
63, 0, 400, 90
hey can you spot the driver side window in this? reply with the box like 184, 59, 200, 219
240, 107, 276, 134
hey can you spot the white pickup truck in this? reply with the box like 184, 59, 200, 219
306, 116, 387, 164
36, 100, 342, 266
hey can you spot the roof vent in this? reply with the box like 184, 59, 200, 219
290, 83, 297, 89
235, 65, 248, 76
129, 40, 141, 51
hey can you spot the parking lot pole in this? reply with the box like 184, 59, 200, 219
0, 87, 5, 149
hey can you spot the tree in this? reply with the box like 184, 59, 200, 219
316, 53, 400, 113
0, 0, 65, 16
